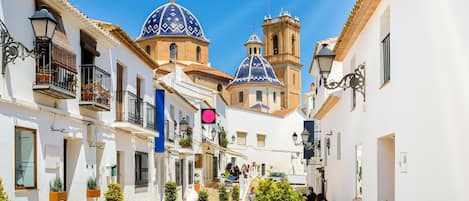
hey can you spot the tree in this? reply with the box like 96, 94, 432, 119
0, 178, 9, 201
254, 180, 304, 201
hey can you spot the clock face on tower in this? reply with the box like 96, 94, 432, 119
201, 109, 216, 124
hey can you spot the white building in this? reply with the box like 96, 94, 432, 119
0, 1, 161, 201
310, 0, 469, 201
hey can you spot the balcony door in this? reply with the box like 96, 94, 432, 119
116, 64, 123, 121
136, 77, 143, 124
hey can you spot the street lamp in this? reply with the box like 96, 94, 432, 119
211, 127, 217, 139
231, 135, 236, 144
179, 117, 189, 136
315, 43, 366, 102
292, 129, 314, 150
1, 5, 57, 74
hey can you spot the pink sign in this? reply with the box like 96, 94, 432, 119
201, 109, 216, 124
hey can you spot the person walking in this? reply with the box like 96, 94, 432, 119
248, 187, 256, 201
306, 187, 317, 201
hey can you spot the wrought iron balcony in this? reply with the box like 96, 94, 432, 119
79, 64, 111, 111
33, 63, 77, 99
127, 91, 143, 126
145, 102, 156, 131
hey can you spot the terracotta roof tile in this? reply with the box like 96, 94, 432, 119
185, 64, 234, 80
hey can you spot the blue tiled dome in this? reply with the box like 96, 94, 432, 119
139, 1, 206, 40
228, 55, 283, 87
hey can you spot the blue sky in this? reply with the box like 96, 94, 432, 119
69, 0, 354, 104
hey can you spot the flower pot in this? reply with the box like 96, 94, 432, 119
87, 189, 101, 198
49, 192, 67, 201
194, 183, 200, 192
84, 91, 93, 101
37, 74, 52, 83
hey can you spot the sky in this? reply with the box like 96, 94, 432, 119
69, 0, 355, 105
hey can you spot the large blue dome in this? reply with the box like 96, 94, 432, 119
228, 55, 283, 87
139, 1, 206, 40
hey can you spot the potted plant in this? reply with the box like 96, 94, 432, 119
164, 182, 177, 201
86, 177, 100, 198
104, 183, 123, 201
232, 185, 240, 201
178, 137, 192, 148
82, 83, 94, 101
37, 68, 53, 83
194, 173, 201, 192
197, 190, 208, 201
0, 177, 9, 201
218, 185, 228, 201
49, 176, 67, 201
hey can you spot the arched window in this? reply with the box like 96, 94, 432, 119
196, 46, 201, 62
273, 35, 279, 55
254, 47, 257, 54
249, 48, 252, 55
170, 43, 178, 59
145, 45, 151, 55
291, 35, 296, 55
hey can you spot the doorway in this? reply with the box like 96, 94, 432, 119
116, 64, 124, 121
378, 134, 395, 201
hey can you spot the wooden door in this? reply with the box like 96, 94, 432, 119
116, 64, 123, 121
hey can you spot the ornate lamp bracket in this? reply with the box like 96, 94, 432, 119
322, 63, 366, 102
0, 20, 36, 75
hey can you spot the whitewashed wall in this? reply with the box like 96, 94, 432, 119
226, 107, 305, 175
313, 0, 469, 201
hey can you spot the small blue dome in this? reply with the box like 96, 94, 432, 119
139, 2, 206, 40
228, 55, 283, 87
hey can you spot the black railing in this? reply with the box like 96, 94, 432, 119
381, 33, 391, 83
127, 91, 143, 126
35, 63, 77, 94
145, 102, 156, 130
80, 64, 111, 107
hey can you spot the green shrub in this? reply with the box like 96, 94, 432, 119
164, 181, 177, 201
87, 177, 97, 190
232, 185, 240, 201
104, 183, 123, 201
178, 137, 192, 148
219, 185, 229, 201
0, 177, 9, 201
254, 179, 303, 201
197, 189, 209, 201
49, 176, 63, 192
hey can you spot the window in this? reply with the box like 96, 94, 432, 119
145, 45, 151, 55
293, 74, 296, 85
256, 91, 262, 101
273, 35, 279, 55
236, 132, 247, 145
380, 7, 391, 85
170, 43, 178, 59
175, 160, 181, 186
15, 127, 37, 189
257, 134, 265, 147
170, 105, 175, 120
188, 161, 194, 184
291, 35, 296, 55
195, 154, 203, 168
254, 47, 257, 54
355, 145, 363, 198
273, 92, 277, 103
249, 48, 252, 55
196, 46, 201, 62
239, 91, 244, 103
135, 152, 148, 187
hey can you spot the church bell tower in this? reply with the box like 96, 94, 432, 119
263, 11, 302, 110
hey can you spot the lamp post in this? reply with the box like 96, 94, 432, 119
1, 5, 57, 74
179, 117, 189, 137
315, 43, 366, 102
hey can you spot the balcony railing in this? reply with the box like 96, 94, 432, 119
127, 91, 143, 126
33, 64, 77, 99
145, 102, 156, 130
33, 41, 77, 99
80, 64, 111, 111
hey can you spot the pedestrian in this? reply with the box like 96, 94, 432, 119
248, 187, 256, 201
306, 187, 317, 201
